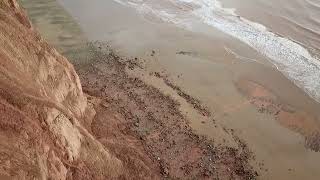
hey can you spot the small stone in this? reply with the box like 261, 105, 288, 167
163, 167, 169, 175
134, 122, 139, 127
101, 102, 109, 108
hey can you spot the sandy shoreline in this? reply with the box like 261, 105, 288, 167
74, 43, 257, 179
20, 0, 320, 179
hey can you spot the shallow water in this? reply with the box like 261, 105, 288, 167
19, 0, 92, 64
20, 0, 320, 179
109, 0, 320, 105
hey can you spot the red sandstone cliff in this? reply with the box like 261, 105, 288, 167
0, 0, 123, 179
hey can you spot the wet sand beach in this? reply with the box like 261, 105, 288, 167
20, 0, 320, 179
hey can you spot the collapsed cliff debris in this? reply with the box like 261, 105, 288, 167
76, 43, 258, 179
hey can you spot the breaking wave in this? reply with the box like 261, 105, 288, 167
114, 0, 320, 103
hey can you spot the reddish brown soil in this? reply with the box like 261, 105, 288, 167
235, 78, 320, 152
76, 44, 258, 179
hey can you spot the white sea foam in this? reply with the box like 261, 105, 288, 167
113, 0, 320, 103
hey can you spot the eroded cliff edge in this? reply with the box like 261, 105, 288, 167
0, 0, 123, 179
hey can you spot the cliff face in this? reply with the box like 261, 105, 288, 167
0, 0, 122, 179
